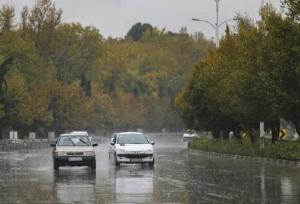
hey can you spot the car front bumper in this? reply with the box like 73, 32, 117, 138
116, 153, 154, 163
183, 136, 194, 141
54, 156, 95, 167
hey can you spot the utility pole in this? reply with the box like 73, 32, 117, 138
261, 0, 264, 8
215, 0, 221, 47
193, 0, 236, 47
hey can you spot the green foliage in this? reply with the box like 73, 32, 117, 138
0, 0, 213, 136
283, 0, 300, 21
0, 5, 15, 33
190, 138, 300, 161
176, 3, 300, 139
53, 23, 104, 83
92, 33, 212, 131
48, 81, 93, 131
126, 22, 152, 41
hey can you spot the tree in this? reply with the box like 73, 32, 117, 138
53, 23, 103, 84
21, 0, 62, 60
0, 2, 214, 136
275, 2, 300, 135
126, 22, 152, 41
48, 80, 93, 133
176, 3, 300, 142
0, 5, 15, 34
283, 0, 300, 21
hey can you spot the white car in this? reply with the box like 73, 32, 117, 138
109, 132, 155, 167
70, 131, 88, 135
51, 132, 98, 170
182, 129, 199, 142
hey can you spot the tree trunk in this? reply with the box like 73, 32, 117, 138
271, 120, 280, 144
295, 122, 300, 138
224, 130, 230, 140
247, 124, 255, 143
250, 129, 255, 143
212, 129, 220, 139
219, 130, 224, 140
234, 126, 242, 140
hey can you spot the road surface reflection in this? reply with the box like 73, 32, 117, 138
0, 134, 300, 203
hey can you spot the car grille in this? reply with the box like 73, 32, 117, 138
117, 154, 153, 159
66, 152, 84, 156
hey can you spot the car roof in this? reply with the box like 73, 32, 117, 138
118, 132, 143, 135
59, 133, 89, 137
185, 129, 195, 132
70, 131, 88, 135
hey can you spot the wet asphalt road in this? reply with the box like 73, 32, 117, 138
0, 134, 300, 204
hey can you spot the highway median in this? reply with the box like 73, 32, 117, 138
189, 138, 300, 162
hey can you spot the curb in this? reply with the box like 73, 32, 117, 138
189, 149, 300, 167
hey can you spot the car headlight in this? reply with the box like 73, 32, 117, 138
145, 149, 152, 153
118, 149, 127, 153
56, 151, 66, 156
84, 151, 95, 156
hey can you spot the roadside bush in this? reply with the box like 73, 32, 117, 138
190, 138, 300, 161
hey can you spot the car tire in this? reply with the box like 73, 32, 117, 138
53, 159, 59, 170
115, 154, 120, 166
90, 157, 96, 170
91, 162, 96, 170
149, 159, 154, 168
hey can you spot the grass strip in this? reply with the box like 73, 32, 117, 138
189, 138, 300, 161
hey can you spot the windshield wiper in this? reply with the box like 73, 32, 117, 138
79, 138, 89, 146
67, 138, 75, 146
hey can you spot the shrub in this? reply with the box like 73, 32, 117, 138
190, 138, 300, 161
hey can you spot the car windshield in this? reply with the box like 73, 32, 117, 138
57, 135, 91, 146
117, 133, 149, 144
186, 130, 195, 134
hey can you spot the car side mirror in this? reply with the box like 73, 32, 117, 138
150, 141, 155, 145
50, 143, 56, 147
93, 143, 98, 147
110, 141, 115, 145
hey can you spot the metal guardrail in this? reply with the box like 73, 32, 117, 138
0, 139, 53, 151
145, 132, 183, 137
0, 133, 184, 151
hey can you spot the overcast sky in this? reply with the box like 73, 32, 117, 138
1, 0, 282, 40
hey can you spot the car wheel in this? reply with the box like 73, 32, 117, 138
53, 159, 59, 170
91, 162, 96, 170
149, 159, 154, 168
115, 154, 120, 166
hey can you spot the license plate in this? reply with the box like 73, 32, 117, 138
68, 157, 82, 161
131, 158, 142, 162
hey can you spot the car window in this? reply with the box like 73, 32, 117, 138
57, 135, 91, 146
186, 130, 195, 134
117, 134, 149, 144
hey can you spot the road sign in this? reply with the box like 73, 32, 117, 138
279, 129, 287, 140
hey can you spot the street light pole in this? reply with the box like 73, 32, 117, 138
261, 0, 264, 8
215, 0, 221, 47
192, 0, 236, 47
